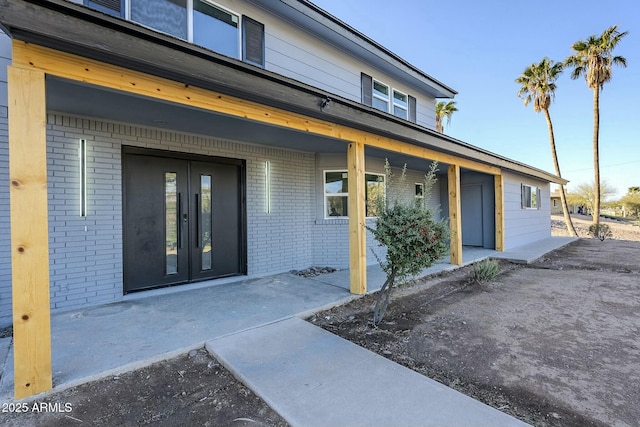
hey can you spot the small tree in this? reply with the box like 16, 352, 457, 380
619, 187, 640, 218
367, 160, 449, 326
566, 181, 617, 215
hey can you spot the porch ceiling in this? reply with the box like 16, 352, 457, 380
46, 77, 347, 154
47, 77, 456, 171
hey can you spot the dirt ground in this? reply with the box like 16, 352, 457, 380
310, 237, 640, 427
3, 216, 638, 426
2, 348, 288, 427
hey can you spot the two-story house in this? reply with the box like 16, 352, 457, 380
0, 0, 565, 397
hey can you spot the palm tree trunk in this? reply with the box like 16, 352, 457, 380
435, 117, 443, 133
592, 87, 601, 226
543, 109, 577, 236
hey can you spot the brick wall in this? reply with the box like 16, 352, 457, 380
0, 111, 445, 325
0, 114, 318, 324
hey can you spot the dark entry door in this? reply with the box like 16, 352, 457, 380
123, 152, 244, 293
189, 161, 243, 281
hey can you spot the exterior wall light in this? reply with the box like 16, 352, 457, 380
79, 139, 87, 217
265, 160, 271, 214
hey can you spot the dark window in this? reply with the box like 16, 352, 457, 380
361, 73, 373, 107
408, 95, 417, 123
243, 16, 265, 67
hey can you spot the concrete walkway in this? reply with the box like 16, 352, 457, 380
210, 317, 528, 427
0, 237, 576, 425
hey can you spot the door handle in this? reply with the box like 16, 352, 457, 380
195, 193, 200, 248
177, 193, 183, 249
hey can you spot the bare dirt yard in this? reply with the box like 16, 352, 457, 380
310, 236, 640, 426
3, 348, 288, 427
3, 215, 638, 426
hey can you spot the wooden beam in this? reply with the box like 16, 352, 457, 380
360, 135, 500, 175
348, 141, 367, 294
8, 66, 52, 399
448, 165, 463, 266
12, 41, 501, 176
494, 174, 505, 251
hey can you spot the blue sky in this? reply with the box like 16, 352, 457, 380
312, 0, 639, 198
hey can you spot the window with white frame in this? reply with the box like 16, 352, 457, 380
87, 0, 264, 67
393, 89, 408, 119
521, 184, 540, 209
372, 80, 390, 113
324, 171, 385, 218
193, 0, 240, 58
369, 78, 411, 121
415, 183, 424, 199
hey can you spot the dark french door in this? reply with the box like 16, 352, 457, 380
123, 149, 245, 293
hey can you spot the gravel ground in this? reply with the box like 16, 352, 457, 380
551, 213, 640, 240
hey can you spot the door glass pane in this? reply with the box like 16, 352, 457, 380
201, 175, 213, 271
165, 172, 178, 275
194, 0, 239, 58
131, 0, 187, 39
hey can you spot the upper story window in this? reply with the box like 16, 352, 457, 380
393, 90, 408, 120
131, 0, 187, 39
372, 80, 390, 112
361, 73, 416, 123
193, 1, 239, 58
85, 0, 264, 67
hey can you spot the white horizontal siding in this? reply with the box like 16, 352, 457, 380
265, 31, 360, 101
503, 171, 551, 249
72, 0, 439, 129
222, 0, 438, 129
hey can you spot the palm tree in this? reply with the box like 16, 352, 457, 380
435, 101, 458, 133
516, 58, 577, 236
565, 25, 628, 227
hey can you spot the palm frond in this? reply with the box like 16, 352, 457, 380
515, 57, 561, 113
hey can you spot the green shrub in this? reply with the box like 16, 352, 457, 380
588, 223, 612, 241
367, 160, 449, 326
473, 259, 500, 283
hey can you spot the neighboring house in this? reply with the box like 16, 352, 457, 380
0, 0, 566, 397
550, 188, 580, 215
550, 189, 564, 215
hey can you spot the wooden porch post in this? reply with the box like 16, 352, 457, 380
448, 165, 463, 266
348, 141, 366, 294
494, 174, 505, 251
8, 66, 52, 399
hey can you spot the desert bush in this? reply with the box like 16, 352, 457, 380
589, 223, 612, 241
473, 259, 500, 283
367, 160, 449, 326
